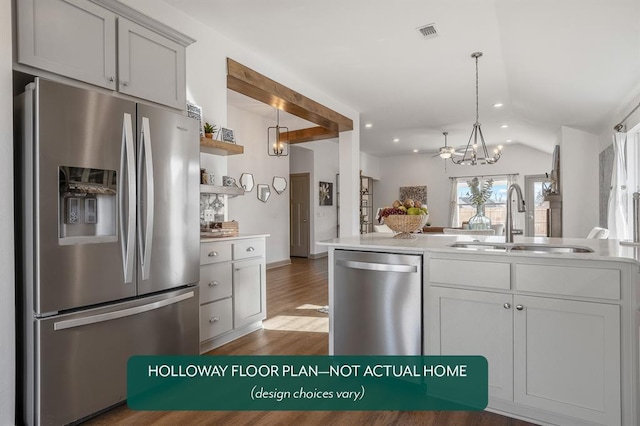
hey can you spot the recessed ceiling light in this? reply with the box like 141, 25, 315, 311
501, 124, 509, 128
393, 138, 400, 143
506, 139, 513, 143
365, 123, 373, 128
493, 103, 503, 108
413, 149, 419, 153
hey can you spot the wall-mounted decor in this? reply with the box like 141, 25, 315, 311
223, 176, 236, 187
400, 186, 427, 206
257, 184, 271, 203
240, 173, 254, 192
273, 176, 287, 194
220, 127, 235, 143
186, 102, 203, 136
319, 181, 333, 206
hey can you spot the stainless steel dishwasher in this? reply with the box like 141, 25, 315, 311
332, 249, 422, 355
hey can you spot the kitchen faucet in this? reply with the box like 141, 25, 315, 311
506, 183, 526, 243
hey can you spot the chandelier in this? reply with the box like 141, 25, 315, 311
451, 52, 503, 166
267, 109, 289, 157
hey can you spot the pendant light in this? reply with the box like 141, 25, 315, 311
267, 109, 289, 157
452, 52, 503, 166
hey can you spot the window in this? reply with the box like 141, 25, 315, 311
452, 176, 509, 227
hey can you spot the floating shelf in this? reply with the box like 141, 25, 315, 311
200, 184, 244, 196
199, 137, 244, 156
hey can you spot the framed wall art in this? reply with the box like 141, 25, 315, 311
319, 181, 333, 206
399, 185, 427, 205
220, 127, 235, 143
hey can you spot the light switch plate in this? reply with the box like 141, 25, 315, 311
204, 209, 215, 222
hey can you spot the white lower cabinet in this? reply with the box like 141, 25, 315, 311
200, 298, 233, 341
430, 286, 621, 425
233, 257, 266, 328
513, 295, 620, 426
199, 237, 266, 352
430, 287, 513, 401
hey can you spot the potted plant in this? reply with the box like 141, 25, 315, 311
203, 122, 217, 139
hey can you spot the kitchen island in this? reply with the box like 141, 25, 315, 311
320, 234, 640, 426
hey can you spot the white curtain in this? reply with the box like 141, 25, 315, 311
449, 178, 459, 227
607, 132, 628, 239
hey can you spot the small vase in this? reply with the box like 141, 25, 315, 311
469, 204, 491, 230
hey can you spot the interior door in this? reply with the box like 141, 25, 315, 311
290, 173, 310, 258
136, 104, 200, 295
524, 174, 549, 237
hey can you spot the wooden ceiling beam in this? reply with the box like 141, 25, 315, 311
280, 126, 339, 144
227, 58, 353, 133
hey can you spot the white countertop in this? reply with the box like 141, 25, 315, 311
319, 233, 640, 265
200, 233, 270, 243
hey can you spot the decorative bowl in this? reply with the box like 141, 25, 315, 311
383, 214, 429, 239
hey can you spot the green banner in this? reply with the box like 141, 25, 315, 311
127, 355, 487, 411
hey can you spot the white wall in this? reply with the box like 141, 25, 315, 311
291, 142, 340, 255
0, 1, 14, 423
360, 151, 381, 180
560, 126, 600, 238
226, 105, 290, 265
375, 144, 551, 227
299, 141, 339, 254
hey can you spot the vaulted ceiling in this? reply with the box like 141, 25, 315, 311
165, 0, 640, 156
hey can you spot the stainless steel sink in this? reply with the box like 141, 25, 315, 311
509, 244, 594, 254
448, 242, 508, 251
448, 242, 594, 254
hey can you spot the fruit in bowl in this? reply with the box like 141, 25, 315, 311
378, 199, 429, 239
379, 199, 428, 219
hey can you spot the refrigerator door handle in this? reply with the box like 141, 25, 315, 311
53, 291, 195, 331
138, 116, 154, 280
119, 113, 136, 283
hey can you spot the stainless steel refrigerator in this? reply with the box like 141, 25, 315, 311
15, 78, 200, 425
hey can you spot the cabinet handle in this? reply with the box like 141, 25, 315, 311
208, 251, 218, 257
122, 81, 129, 87
503, 303, 511, 309
108, 76, 115, 82
208, 281, 219, 287
516, 304, 524, 311
246, 247, 255, 252
209, 317, 220, 323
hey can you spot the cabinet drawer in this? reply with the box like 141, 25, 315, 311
515, 264, 620, 300
199, 263, 232, 304
200, 242, 232, 265
200, 299, 233, 341
430, 258, 510, 289
233, 239, 265, 261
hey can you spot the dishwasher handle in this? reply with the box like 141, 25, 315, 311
336, 259, 418, 273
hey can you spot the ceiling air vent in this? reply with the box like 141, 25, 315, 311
417, 23, 438, 39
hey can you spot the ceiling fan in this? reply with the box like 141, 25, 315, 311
432, 132, 466, 158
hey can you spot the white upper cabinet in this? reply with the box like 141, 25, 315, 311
16, 0, 193, 110
16, 0, 117, 90
118, 18, 186, 110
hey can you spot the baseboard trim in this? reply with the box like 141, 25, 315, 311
309, 252, 328, 259
199, 321, 263, 354
266, 259, 291, 270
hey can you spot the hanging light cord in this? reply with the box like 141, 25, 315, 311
475, 54, 479, 125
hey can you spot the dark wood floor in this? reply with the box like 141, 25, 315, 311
85, 257, 534, 425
